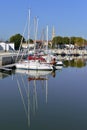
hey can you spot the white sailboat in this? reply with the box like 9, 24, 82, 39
16, 60, 53, 71
15, 10, 54, 71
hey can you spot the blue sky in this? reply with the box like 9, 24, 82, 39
0, 0, 87, 41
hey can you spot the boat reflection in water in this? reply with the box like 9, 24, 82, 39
15, 69, 52, 76
15, 69, 53, 128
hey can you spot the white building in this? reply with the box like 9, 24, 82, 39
0, 42, 15, 51
22, 43, 34, 49
64, 44, 74, 49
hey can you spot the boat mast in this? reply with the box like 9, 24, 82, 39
46, 25, 48, 52
34, 17, 39, 54
28, 9, 30, 54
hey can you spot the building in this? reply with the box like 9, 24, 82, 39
0, 42, 15, 51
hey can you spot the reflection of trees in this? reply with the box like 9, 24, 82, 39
64, 58, 86, 68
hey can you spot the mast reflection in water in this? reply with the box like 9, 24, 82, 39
15, 69, 52, 128
0, 59, 87, 130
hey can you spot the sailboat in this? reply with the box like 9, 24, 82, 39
16, 60, 54, 71
15, 10, 54, 71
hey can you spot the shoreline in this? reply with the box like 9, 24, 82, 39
0, 49, 87, 67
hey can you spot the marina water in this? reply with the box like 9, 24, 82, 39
0, 58, 87, 130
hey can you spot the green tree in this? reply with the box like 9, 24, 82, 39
75, 37, 83, 47
52, 36, 58, 48
27, 39, 34, 44
63, 37, 69, 44
52, 36, 63, 48
9, 34, 25, 50
71, 37, 76, 45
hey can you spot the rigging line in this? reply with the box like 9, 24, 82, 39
19, 46, 28, 61
15, 13, 28, 62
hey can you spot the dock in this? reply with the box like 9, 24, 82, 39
0, 64, 16, 73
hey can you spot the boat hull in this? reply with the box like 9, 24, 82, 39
15, 60, 53, 71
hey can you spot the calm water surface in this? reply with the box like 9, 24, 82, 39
0, 63, 87, 130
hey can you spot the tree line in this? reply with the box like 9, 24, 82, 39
9, 34, 33, 50
52, 36, 87, 49
8, 33, 87, 50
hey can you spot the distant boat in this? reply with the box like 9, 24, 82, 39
49, 58, 63, 70
55, 61, 63, 70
